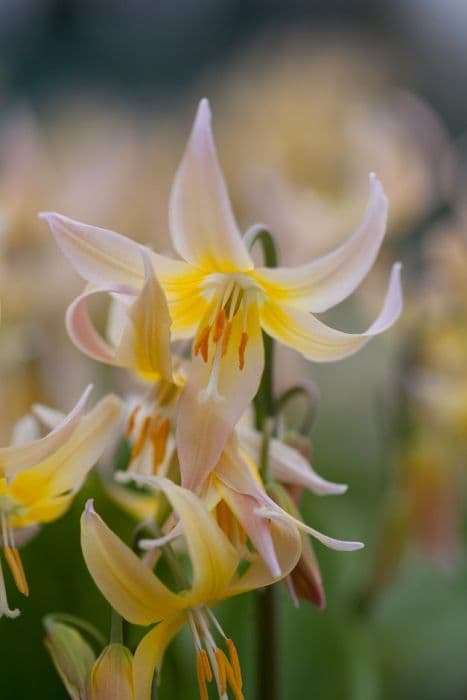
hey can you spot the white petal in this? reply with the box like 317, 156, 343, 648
169, 99, 253, 271
255, 174, 388, 312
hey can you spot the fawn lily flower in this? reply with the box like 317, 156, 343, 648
0, 387, 122, 618
82, 476, 301, 700
41, 99, 402, 491
207, 437, 362, 580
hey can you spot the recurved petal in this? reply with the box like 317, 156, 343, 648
133, 617, 185, 700
227, 516, 302, 595
125, 475, 239, 604
39, 212, 145, 287
255, 507, 364, 552
81, 501, 184, 626
177, 303, 264, 492
66, 288, 119, 365
39, 212, 190, 289
260, 262, 402, 362
0, 385, 93, 478
9, 395, 122, 505
169, 99, 253, 271
238, 427, 347, 495
255, 174, 388, 313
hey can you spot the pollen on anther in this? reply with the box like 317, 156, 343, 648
238, 332, 249, 370
131, 415, 151, 458
196, 650, 210, 700
4, 546, 29, 597
194, 326, 211, 363
125, 404, 141, 437
226, 639, 243, 689
215, 648, 227, 694
213, 309, 226, 343
221, 321, 232, 357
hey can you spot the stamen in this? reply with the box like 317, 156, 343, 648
215, 648, 227, 694
131, 416, 151, 459
196, 651, 209, 700
194, 325, 211, 363
226, 639, 243, 689
125, 404, 141, 437
213, 309, 226, 343
200, 649, 213, 683
4, 546, 29, 596
238, 332, 249, 370
0, 557, 19, 619
150, 417, 170, 471
217, 649, 244, 700
221, 321, 232, 357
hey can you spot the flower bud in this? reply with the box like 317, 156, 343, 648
43, 616, 95, 699
90, 644, 135, 700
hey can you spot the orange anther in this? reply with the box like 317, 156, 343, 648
238, 332, 249, 370
218, 649, 244, 700
200, 649, 213, 683
196, 651, 209, 700
4, 546, 29, 596
221, 321, 232, 357
125, 404, 141, 437
131, 415, 151, 459
215, 648, 227, 694
226, 639, 243, 689
213, 308, 226, 343
194, 326, 211, 363
151, 417, 170, 471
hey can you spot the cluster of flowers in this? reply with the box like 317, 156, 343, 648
0, 99, 402, 699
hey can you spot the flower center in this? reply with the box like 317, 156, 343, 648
194, 273, 260, 373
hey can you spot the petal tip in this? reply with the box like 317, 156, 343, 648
84, 499, 96, 516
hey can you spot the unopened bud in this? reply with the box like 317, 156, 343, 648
43, 616, 95, 700
90, 644, 135, 700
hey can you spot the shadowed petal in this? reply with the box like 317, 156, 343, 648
133, 617, 185, 700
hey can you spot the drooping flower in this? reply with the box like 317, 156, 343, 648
41, 98, 402, 493
0, 386, 122, 618
81, 476, 301, 700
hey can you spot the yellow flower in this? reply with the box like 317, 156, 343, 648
41, 98, 402, 492
0, 386, 122, 618
81, 477, 301, 700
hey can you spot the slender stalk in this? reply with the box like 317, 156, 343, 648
248, 226, 281, 700
110, 608, 123, 644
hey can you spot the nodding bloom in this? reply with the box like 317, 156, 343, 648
0, 386, 122, 618
41, 98, 402, 491
81, 477, 301, 700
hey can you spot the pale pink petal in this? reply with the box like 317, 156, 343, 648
255, 507, 364, 551
260, 262, 402, 362
169, 99, 253, 271
39, 212, 190, 288
238, 427, 347, 495
255, 174, 388, 312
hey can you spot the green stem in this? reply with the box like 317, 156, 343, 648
247, 226, 281, 700
257, 585, 281, 700
110, 608, 123, 644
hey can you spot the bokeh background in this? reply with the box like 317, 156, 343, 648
1, 1, 467, 698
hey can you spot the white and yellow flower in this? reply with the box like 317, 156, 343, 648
41, 98, 402, 492
0, 386, 122, 618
